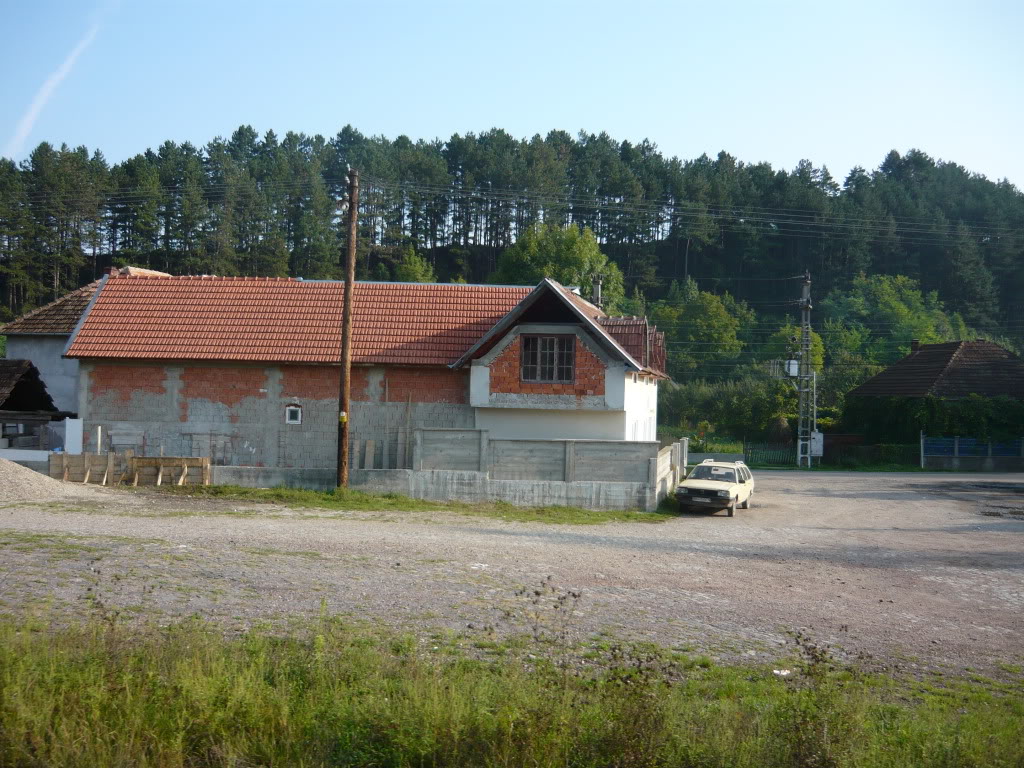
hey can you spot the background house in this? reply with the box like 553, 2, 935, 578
0, 267, 169, 413
844, 340, 1024, 468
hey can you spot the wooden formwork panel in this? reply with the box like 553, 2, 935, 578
48, 453, 211, 486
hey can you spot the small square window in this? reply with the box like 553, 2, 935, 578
521, 335, 574, 383
285, 406, 302, 425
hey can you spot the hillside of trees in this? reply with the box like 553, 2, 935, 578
2, 125, 1022, 438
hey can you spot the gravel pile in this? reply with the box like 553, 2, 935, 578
0, 458, 106, 502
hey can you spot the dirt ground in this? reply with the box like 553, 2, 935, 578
1, 470, 1022, 673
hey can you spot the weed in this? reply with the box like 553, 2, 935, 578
2, 615, 1018, 767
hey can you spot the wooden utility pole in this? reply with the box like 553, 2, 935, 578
338, 168, 359, 487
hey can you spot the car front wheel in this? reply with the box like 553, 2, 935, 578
727, 499, 736, 517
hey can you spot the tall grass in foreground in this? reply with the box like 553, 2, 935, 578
0, 617, 1020, 767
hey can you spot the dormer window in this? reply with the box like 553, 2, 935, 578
521, 335, 574, 383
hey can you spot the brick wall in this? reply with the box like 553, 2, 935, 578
489, 337, 605, 397
281, 366, 337, 400
90, 363, 166, 402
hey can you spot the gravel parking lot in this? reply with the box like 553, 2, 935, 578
1, 468, 1022, 672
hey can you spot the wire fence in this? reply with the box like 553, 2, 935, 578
743, 441, 920, 468
743, 443, 795, 467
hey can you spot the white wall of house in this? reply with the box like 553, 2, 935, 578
623, 374, 658, 442
475, 407, 626, 440
5, 335, 78, 413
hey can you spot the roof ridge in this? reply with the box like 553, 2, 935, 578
928, 340, 966, 396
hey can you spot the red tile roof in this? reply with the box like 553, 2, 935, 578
66, 276, 532, 366
597, 317, 668, 377
848, 341, 1024, 399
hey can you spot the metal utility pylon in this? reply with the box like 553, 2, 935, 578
796, 272, 814, 468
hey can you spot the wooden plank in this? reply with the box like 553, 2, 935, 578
102, 452, 114, 486
61, 453, 69, 482
133, 457, 206, 468
364, 439, 376, 469
156, 465, 163, 486
351, 440, 361, 470
82, 466, 90, 484
202, 457, 211, 486
396, 429, 406, 469
177, 462, 188, 485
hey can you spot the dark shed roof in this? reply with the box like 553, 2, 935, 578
848, 341, 1024, 399
0, 360, 58, 411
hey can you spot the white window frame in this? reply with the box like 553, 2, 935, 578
285, 405, 302, 425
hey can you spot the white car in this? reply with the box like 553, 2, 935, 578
674, 460, 755, 517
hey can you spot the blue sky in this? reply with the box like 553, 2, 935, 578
2, 0, 1022, 187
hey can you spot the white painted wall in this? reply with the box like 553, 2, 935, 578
475, 408, 626, 440
623, 374, 658, 442
6, 335, 78, 413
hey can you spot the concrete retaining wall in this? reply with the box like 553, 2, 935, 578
688, 452, 744, 465
413, 428, 660, 484
350, 469, 650, 511
211, 465, 336, 490
923, 456, 1024, 472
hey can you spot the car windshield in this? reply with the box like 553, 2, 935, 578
688, 466, 736, 483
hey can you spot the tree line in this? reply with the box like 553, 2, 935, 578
2, 125, 1021, 331
2, 124, 1023, 439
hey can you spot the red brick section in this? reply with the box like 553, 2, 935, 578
179, 366, 267, 422
280, 366, 338, 400
382, 367, 468, 404
282, 365, 466, 404
489, 337, 605, 397
90, 364, 166, 402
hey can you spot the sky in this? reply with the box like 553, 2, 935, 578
2, 0, 1022, 188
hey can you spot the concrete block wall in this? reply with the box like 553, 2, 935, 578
349, 366, 474, 469
351, 469, 650, 511
80, 361, 474, 470
413, 428, 660, 484
81, 362, 339, 467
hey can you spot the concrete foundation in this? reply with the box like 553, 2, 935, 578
923, 456, 1024, 472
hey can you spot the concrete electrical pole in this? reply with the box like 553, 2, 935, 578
796, 271, 814, 468
337, 168, 359, 487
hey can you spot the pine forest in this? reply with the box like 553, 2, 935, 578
2, 125, 1022, 439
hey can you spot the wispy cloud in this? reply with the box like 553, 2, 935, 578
3, 23, 99, 159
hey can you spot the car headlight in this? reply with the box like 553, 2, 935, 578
676, 488, 688, 494
717, 490, 730, 497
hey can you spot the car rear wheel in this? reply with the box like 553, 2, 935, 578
740, 494, 751, 509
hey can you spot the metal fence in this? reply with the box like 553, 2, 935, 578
922, 436, 1024, 458
823, 443, 919, 467
743, 443, 795, 467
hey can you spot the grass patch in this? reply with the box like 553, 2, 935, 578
241, 546, 325, 560
0, 616, 1020, 767
0, 531, 101, 558
146, 485, 678, 524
